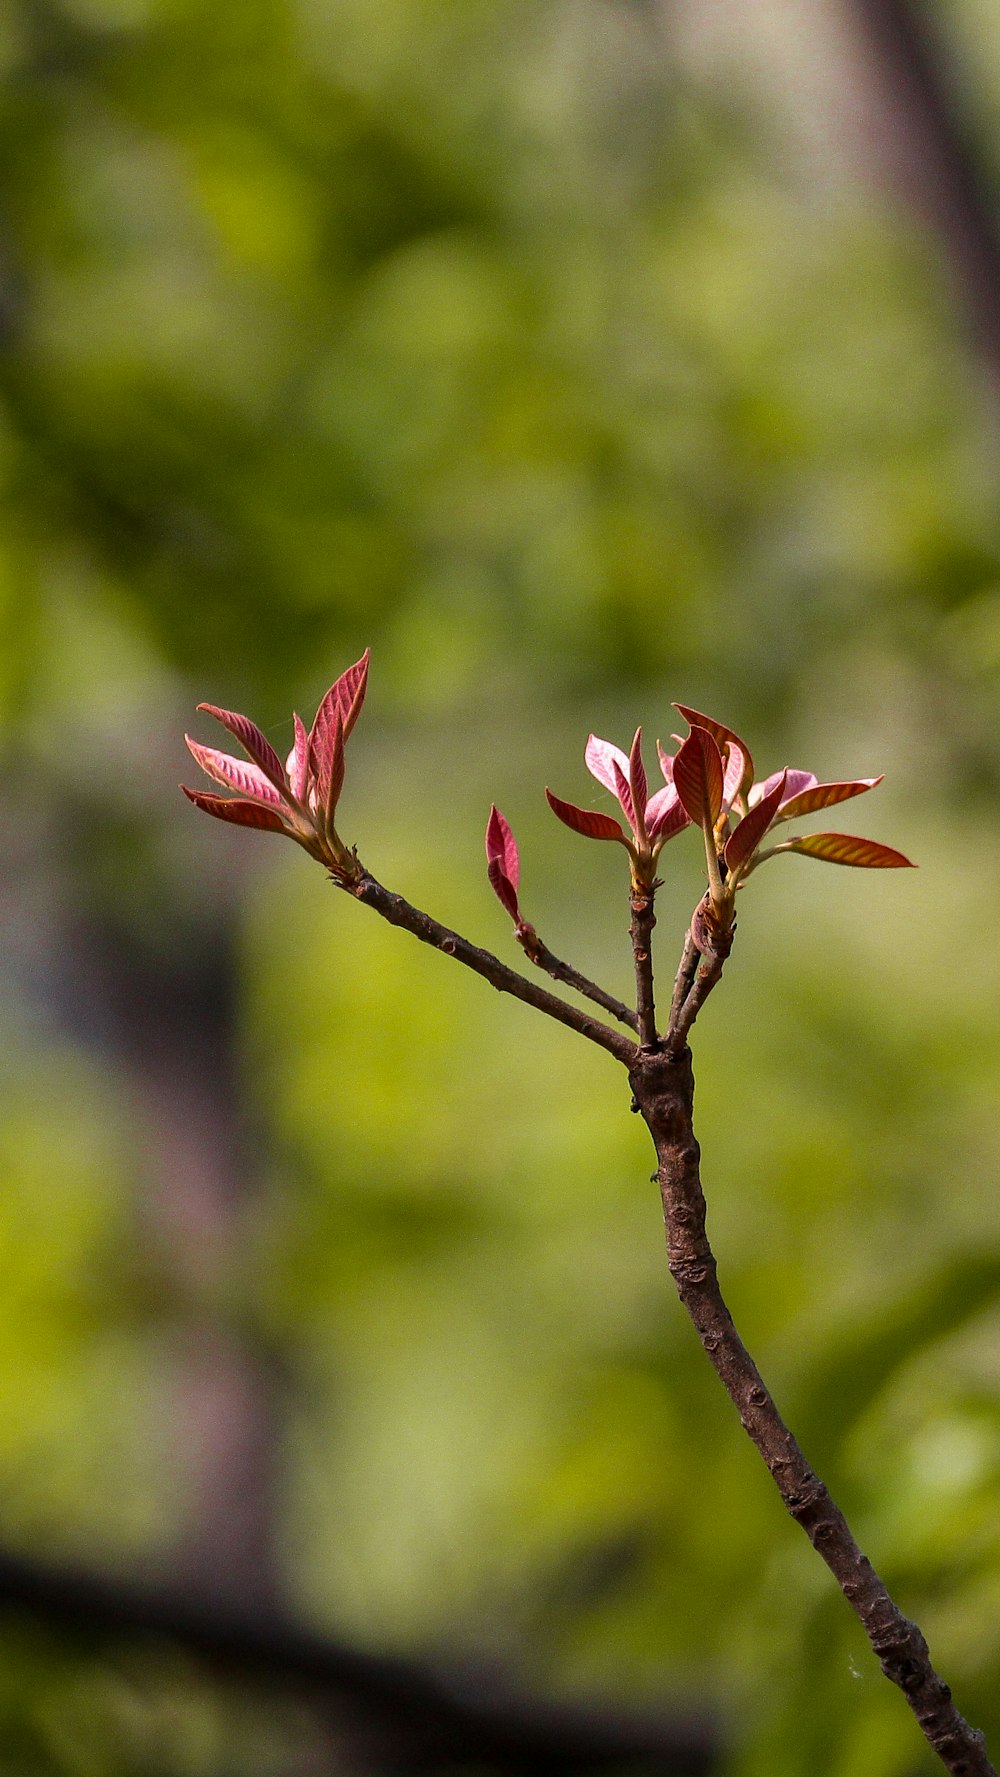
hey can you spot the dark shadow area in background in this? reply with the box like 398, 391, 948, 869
0, 1552, 717, 1776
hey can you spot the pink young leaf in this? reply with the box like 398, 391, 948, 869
545, 790, 628, 844
673, 726, 725, 830
724, 770, 787, 873
585, 734, 632, 798
611, 758, 638, 834
196, 704, 287, 792
185, 738, 289, 808
629, 728, 648, 841
777, 775, 884, 822
337, 647, 371, 738
645, 782, 681, 829
647, 793, 691, 844
286, 713, 310, 803
309, 649, 371, 790
323, 706, 346, 823
486, 805, 520, 892
181, 786, 289, 833
779, 832, 915, 869
487, 859, 521, 922
656, 741, 675, 784
751, 768, 816, 808
674, 705, 754, 801
722, 742, 747, 809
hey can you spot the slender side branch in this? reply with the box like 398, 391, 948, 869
629, 886, 658, 1049
517, 931, 639, 1033
665, 897, 735, 1055
666, 952, 726, 1055
348, 869, 637, 1066
667, 932, 698, 1032
629, 1044, 996, 1777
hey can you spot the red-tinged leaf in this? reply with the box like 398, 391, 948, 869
545, 789, 628, 843
647, 793, 690, 844
629, 728, 648, 839
611, 758, 638, 833
337, 646, 371, 738
486, 805, 520, 891
780, 832, 915, 869
487, 860, 521, 922
673, 726, 725, 830
722, 742, 748, 809
197, 704, 287, 791
185, 738, 289, 808
323, 706, 346, 822
751, 767, 816, 808
181, 786, 288, 833
645, 783, 680, 830
675, 705, 754, 801
656, 741, 675, 784
777, 775, 884, 822
585, 734, 631, 797
308, 648, 371, 785
286, 713, 310, 803
725, 770, 787, 873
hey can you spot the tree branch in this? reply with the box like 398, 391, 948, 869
665, 954, 724, 1055
629, 885, 658, 1048
348, 869, 637, 1066
628, 1043, 996, 1777
667, 931, 698, 1033
517, 929, 639, 1032
665, 898, 735, 1055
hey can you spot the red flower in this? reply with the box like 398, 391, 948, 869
182, 650, 369, 877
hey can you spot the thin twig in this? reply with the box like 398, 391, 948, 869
668, 931, 698, 1031
348, 869, 637, 1066
518, 932, 639, 1033
629, 1043, 996, 1777
665, 895, 735, 1055
666, 953, 726, 1055
630, 886, 658, 1049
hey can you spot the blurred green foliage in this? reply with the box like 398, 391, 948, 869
1, 0, 999, 1773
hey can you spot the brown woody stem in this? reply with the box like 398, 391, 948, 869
630, 886, 658, 1048
348, 870, 637, 1066
666, 951, 727, 1055
518, 932, 639, 1033
668, 932, 699, 1032
628, 1042, 995, 1777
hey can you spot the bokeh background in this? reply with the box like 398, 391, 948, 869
1, 1, 999, 1773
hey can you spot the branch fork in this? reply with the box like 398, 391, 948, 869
182, 654, 991, 1777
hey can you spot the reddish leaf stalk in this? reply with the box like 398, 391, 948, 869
348, 870, 637, 1066
629, 1043, 996, 1777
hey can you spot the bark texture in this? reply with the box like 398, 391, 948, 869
629, 1042, 995, 1777
630, 886, 659, 1048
